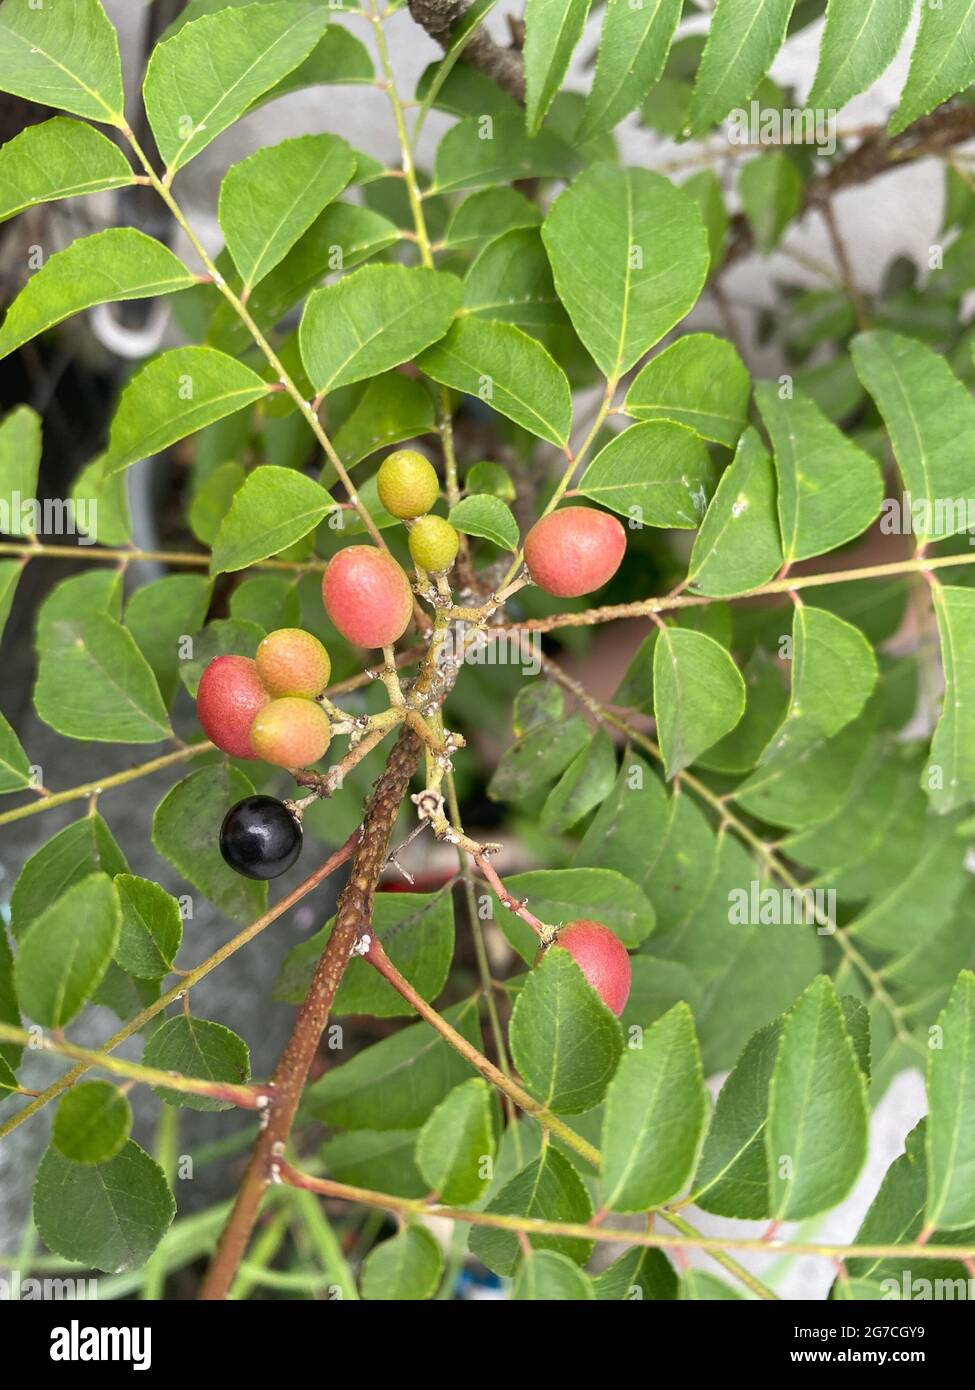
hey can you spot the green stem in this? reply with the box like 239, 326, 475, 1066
508, 549, 975, 635
120, 127, 390, 554
0, 832, 360, 1140
279, 1164, 975, 1266
289, 1187, 359, 1302
0, 1023, 271, 1108
142, 1104, 180, 1300
0, 740, 212, 828
0, 540, 318, 571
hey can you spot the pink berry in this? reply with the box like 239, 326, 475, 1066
196, 655, 269, 760
524, 506, 626, 598
555, 919, 632, 1016
322, 546, 413, 649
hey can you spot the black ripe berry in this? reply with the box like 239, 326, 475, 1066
219, 796, 302, 880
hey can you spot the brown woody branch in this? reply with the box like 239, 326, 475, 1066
199, 726, 423, 1300
722, 101, 975, 269
407, 0, 526, 104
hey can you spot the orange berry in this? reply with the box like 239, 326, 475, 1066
256, 628, 331, 698
322, 546, 413, 649
250, 697, 331, 769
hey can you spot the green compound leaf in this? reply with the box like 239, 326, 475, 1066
0, 116, 134, 222
33, 1140, 174, 1274
360, 1225, 444, 1301
124, 573, 212, 707
274, 888, 454, 1018
890, 0, 975, 135
431, 112, 577, 193
303, 999, 483, 1131
653, 625, 746, 777
448, 493, 520, 551
925, 970, 975, 1231
766, 976, 869, 1221
524, 0, 591, 136
738, 153, 802, 255
579, 421, 716, 527
144, 1, 328, 173
760, 604, 878, 765
488, 866, 655, 964
35, 610, 171, 744
0, 0, 125, 125
510, 947, 623, 1113
113, 874, 183, 980
218, 133, 356, 293
0, 229, 196, 362
602, 1002, 708, 1212
807, 0, 914, 113
688, 427, 781, 596
624, 333, 750, 447
469, 1147, 593, 1277
925, 586, 975, 814
0, 403, 40, 537
755, 381, 883, 563
416, 1078, 497, 1205
462, 227, 561, 330
143, 1015, 251, 1112
0, 711, 30, 794
53, 1081, 132, 1165
300, 264, 461, 394
14, 873, 121, 1028
9, 814, 127, 940
211, 466, 334, 575
687, 0, 797, 135
579, 0, 682, 140
542, 164, 708, 379
513, 1249, 595, 1301
418, 317, 572, 447
103, 348, 270, 478
851, 330, 975, 546
593, 1246, 678, 1300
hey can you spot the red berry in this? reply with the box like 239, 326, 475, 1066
555, 919, 631, 1015
196, 655, 269, 760
524, 506, 626, 598
322, 545, 413, 649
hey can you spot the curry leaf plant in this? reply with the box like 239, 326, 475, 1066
0, 0, 973, 1311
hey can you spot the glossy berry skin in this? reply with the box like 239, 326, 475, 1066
555, 919, 631, 1016
219, 796, 302, 880
524, 506, 626, 598
250, 697, 331, 768
256, 628, 331, 698
196, 655, 269, 760
409, 515, 460, 573
377, 449, 439, 519
323, 545, 413, 649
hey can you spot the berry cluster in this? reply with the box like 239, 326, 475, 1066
195, 445, 632, 997
197, 628, 332, 769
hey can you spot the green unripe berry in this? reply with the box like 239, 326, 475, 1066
409, 515, 460, 573
377, 449, 440, 519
